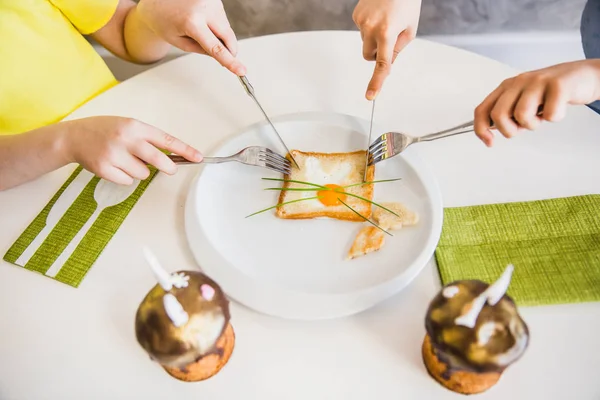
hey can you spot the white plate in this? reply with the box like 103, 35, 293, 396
184, 112, 443, 320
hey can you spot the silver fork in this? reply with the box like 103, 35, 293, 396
368, 120, 478, 165
167, 146, 291, 175
369, 107, 545, 165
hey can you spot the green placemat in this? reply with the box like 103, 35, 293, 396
435, 195, 600, 306
4, 166, 157, 287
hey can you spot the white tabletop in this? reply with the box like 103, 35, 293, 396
2, 31, 600, 400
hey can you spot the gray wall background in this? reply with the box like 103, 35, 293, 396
107, 0, 587, 81
224, 0, 586, 37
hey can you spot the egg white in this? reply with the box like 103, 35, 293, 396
297, 157, 353, 185
291, 157, 354, 208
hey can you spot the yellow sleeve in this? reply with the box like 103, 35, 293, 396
50, 0, 119, 35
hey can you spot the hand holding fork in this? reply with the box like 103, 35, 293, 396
168, 146, 291, 175
368, 108, 544, 165
368, 120, 477, 165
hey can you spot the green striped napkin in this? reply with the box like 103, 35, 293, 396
435, 195, 600, 306
4, 166, 157, 287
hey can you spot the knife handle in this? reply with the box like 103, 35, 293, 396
238, 76, 254, 96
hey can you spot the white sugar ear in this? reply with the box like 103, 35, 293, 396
143, 247, 173, 291
486, 264, 514, 306
455, 294, 487, 328
455, 265, 515, 329
163, 294, 189, 327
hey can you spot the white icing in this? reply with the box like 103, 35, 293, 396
455, 293, 488, 329
163, 294, 189, 327
494, 319, 529, 366
455, 265, 514, 328
179, 313, 226, 355
443, 286, 459, 298
143, 248, 192, 291
143, 247, 172, 291
171, 272, 190, 289
477, 322, 499, 346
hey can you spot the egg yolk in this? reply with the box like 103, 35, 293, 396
317, 184, 347, 206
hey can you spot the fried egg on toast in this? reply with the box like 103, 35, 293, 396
275, 150, 375, 221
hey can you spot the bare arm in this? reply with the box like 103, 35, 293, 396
90, 0, 171, 64
0, 125, 71, 191
0, 118, 202, 192
473, 60, 600, 146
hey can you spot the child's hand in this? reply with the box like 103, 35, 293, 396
353, 0, 422, 100
137, 0, 245, 75
474, 60, 600, 146
65, 117, 202, 185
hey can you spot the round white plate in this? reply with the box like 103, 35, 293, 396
185, 112, 443, 320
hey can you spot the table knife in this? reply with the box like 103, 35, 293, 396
237, 76, 300, 170
364, 100, 375, 181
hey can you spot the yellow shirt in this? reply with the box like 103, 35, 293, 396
0, 0, 119, 135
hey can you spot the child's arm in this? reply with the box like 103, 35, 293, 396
90, 0, 171, 64
91, 0, 245, 73
474, 59, 600, 146
0, 118, 202, 191
0, 125, 72, 191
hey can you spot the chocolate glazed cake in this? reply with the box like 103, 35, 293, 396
135, 249, 235, 382
422, 265, 529, 395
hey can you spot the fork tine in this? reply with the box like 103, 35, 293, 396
260, 151, 291, 168
262, 148, 289, 164
369, 152, 387, 165
256, 152, 291, 174
262, 161, 291, 175
368, 140, 386, 156
369, 146, 387, 160
260, 161, 291, 175
368, 135, 386, 152
259, 153, 291, 171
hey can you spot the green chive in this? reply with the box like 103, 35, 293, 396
336, 191, 401, 219
343, 178, 402, 189
264, 187, 320, 192
339, 200, 392, 236
261, 178, 327, 189
246, 196, 321, 218
258, 177, 403, 219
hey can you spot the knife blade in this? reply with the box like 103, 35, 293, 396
364, 99, 375, 182
238, 76, 300, 170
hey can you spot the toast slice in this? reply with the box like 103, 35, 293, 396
275, 150, 375, 221
347, 226, 386, 259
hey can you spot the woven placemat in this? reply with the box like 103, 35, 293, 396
4, 166, 157, 287
435, 195, 600, 306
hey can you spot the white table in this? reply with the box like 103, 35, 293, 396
2, 31, 600, 400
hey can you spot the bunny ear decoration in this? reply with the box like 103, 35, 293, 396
485, 264, 514, 306
142, 247, 190, 327
163, 294, 189, 327
143, 246, 173, 291
455, 265, 515, 329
